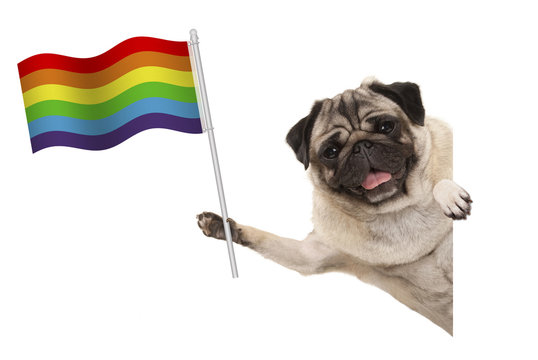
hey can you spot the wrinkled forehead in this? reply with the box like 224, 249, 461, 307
311, 87, 404, 141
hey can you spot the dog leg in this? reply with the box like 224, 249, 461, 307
433, 179, 472, 220
196, 212, 352, 275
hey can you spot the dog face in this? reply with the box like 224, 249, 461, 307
287, 78, 426, 204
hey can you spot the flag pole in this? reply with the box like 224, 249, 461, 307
189, 29, 239, 278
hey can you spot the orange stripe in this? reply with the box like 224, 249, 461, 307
20, 51, 192, 93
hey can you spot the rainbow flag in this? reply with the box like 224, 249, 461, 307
18, 37, 203, 153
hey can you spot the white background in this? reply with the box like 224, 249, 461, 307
1, 0, 537, 359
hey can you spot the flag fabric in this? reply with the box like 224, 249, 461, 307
18, 37, 203, 153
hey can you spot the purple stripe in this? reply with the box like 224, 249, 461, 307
30, 113, 203, 153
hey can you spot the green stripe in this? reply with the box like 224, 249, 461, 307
25, 82, 198, 123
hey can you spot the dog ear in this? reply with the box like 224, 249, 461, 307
286, 100, 324, 169
369, 81, 425, 126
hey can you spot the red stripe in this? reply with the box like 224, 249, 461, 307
18, 37, 189, 78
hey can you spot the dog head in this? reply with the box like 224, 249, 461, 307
287, 78, 425, 204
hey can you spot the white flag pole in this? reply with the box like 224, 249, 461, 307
189, 29, 239, 278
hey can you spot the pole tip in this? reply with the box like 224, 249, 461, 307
189, 29, 199, 42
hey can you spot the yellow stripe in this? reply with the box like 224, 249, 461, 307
22, 67, 195, 108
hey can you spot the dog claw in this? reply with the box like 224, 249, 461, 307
433, 180, 473, 221
196, 211, 249, 246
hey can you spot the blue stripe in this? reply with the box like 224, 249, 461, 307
28, 97, 201, 137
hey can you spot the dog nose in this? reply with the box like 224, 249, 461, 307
353, 140, 373, 154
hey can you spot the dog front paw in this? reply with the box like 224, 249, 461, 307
433, 179, 472, 220
196, 212, 248, 245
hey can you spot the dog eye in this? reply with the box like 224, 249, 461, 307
378, 120, 395, 134
322, 146, 339, 159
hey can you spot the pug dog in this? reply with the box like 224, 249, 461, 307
197, 77, 471, 335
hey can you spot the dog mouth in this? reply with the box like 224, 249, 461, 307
361, 169, 392, 190
346, 165, 407, 194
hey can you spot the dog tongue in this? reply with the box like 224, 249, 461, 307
361, 170, 392, 190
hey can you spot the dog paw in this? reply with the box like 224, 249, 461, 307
196, 212, 247, 245
433, 179, 472, 220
